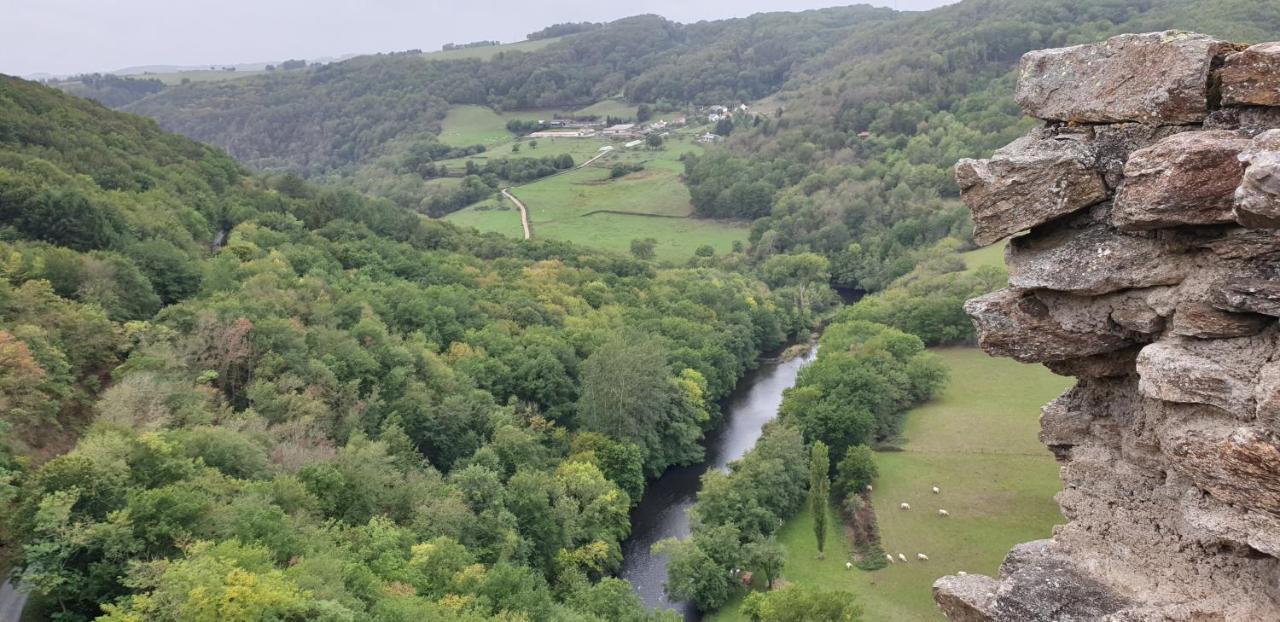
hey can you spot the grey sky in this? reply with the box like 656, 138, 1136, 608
2, 0, 955, 77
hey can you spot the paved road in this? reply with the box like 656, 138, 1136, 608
0, 581, 27, 622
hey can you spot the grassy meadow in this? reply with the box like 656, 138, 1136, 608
439, 104, 748, 261
708, 348, 1071, 621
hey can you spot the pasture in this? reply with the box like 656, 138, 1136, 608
419, 37, 562, 62
708, 348, 1070, 621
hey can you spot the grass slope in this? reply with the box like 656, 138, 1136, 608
445, 132, 748, 262
960, 242, 1006, 272
709, 348, 1071, 621
419, 37, 562, 62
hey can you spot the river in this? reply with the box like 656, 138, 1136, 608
618, 347, 819, 620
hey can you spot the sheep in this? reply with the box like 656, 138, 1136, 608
866, 484, 873, 492
917, 553, 929, 561
899, 502, 911, 510
957, 571, 968, 576
897, 553, 908, 563
885, 554, 895, 563
845, 562, 853, 570
938, 509, 950, 517
932, 486, 940, 494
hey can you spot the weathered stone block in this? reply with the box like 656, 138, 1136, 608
1092, 124, 1190, 189
965, 289, 1140, 363
1169, 302, 1270, 338
1007, 219, 1192, 295
1212, 278, 1280, 317
1113, 130, 1253, 230
1015, 31, 1229, 124
1163, 423, 1280, 517
1234, 130, 1280, 228
955, 133, 1107, 246
1221, 42, 1280, 107
932, 575, 997, 622
1136, 330, 1276, 414
1205, 106, 1280, 136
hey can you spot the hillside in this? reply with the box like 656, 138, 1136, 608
0, 75, 815, 621
89, 0, 1280, 280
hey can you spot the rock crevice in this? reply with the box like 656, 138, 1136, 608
937, 31, 1280, 621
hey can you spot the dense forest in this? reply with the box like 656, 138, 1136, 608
89, 0, 1280, 295
0, 76, 822, 621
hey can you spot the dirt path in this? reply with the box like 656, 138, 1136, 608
501, 188, 532, 240
499, 148, 614, 241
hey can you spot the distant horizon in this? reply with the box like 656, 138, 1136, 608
3, 0, 955, 78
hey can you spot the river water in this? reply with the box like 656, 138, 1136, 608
618, 347, 819, 620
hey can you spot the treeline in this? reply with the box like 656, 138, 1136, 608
528, 22, 602, 40
58, 73, 165, 108
0, 76, 815, 622
419, 154, 576, 217
443, 40, 500, 51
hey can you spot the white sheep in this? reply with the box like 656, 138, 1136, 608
845, 562, 853, 570
899, 502, 911, 510
957, 571, 968, 576
866, 484, 873, 492
917, 553, 929, 561
897, 553, 908, 563
931, 486, 940, 494
938, 509, 950, 517
885, 553, 895, 563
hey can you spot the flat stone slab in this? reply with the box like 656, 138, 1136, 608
1113, 130, 1252, 230
965, 289, 1140, 363
1221, 42, 1280, 107
1015, 31, 1230, 124
1007, 219, 1192, 296
955, 132, 1106, 246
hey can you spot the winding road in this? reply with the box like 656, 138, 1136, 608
499, 148, 615, 241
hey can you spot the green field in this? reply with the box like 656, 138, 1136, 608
420, 37, 561, 62
444, 134, 749, 262
709, 348, 1071, 621
960, 242, 1007, 271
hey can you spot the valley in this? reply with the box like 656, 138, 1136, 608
5, 2, 1280, 622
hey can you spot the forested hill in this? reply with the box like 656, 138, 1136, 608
0, 75, 817, 621
94, 0, 1280, 297
116, 7, 890, 175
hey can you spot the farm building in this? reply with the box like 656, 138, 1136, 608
601, 123, 638, 137
624, 139, 644, 148
527, 129, 596, 138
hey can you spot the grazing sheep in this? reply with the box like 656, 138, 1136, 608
957, 571, 968, 576
885, 554, 895, 563
899, 502, 911, 510
938, 509, 950, 517
917, 553, 929, 561
932, 486, 940, 494
845, 562, 853, 570
897, 553, 908, 563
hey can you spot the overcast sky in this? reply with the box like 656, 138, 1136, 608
2, 0, 955, 77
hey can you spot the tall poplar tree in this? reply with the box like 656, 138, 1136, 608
809, 440, 830, 558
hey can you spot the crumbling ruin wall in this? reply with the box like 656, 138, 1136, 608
934, 32, 1280, 621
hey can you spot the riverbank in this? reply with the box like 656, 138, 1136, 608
619, 348, 819, 619
707, 347, 1070, 621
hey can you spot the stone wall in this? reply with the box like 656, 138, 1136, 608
934, 32, 1280, 621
